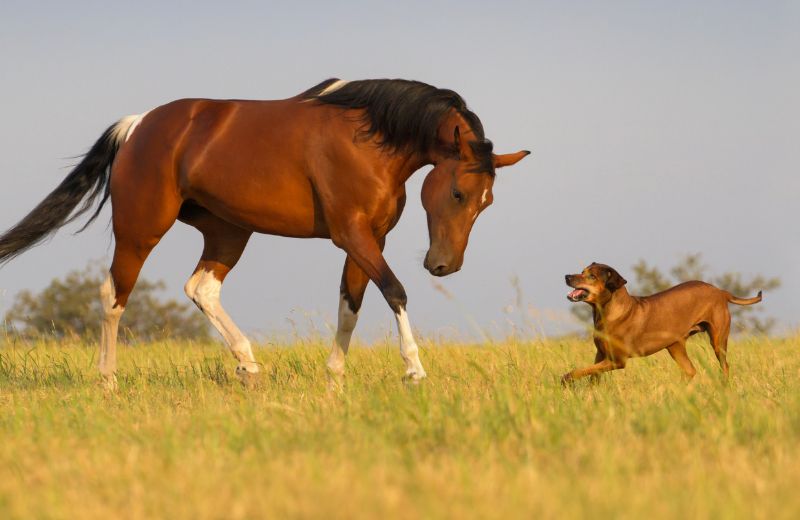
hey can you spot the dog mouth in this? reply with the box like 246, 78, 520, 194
567, 288, 590, 302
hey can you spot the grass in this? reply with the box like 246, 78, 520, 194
0, 334, 798, 519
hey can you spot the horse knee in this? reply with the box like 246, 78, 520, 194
381, 283, 407, 313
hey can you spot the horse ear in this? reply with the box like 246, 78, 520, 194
454, 126, 475, 162
493, 150, 531, 169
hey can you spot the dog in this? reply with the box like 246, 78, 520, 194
563, 262, 762, 384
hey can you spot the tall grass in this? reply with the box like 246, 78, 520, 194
0, 335, 798, 519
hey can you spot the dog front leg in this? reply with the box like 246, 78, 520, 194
561, 358, 625, 386
589, 349, 606, 385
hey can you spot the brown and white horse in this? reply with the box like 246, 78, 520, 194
0, 78, 529, 388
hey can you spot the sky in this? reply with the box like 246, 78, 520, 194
0, 1, 796, 342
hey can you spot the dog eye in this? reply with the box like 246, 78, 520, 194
587, 274, 596, 281
452, 189, 464, 202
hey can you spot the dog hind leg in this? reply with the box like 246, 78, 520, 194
666, 341, 697, 380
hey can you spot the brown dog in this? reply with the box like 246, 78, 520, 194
563, 262, 762, 384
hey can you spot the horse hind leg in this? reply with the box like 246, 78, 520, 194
181, 209, 256, 383
99, 203, 180, 389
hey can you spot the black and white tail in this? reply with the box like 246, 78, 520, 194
0, 115, 141, 265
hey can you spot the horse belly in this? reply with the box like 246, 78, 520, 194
187, 174, 327, 238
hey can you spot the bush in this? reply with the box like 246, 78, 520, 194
4, 262, 210, 341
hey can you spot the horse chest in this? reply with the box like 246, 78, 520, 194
370, 191, 406, 234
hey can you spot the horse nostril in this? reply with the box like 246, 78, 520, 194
432, 264, 449, 276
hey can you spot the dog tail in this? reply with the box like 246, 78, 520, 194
727, 290, 762, 306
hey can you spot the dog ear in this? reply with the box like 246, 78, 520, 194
604, 268, 627, 292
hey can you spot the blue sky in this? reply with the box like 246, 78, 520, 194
0, 1, 796, 340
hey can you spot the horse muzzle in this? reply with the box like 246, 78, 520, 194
423, 250, 461, 277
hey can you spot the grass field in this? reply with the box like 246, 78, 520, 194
0, 334, 798, 519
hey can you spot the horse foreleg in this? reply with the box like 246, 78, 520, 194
334, 225, 426, 381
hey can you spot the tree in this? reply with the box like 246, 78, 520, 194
571, 254, 780, 335
4, 263, 211, 341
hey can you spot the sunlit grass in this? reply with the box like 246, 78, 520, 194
0, 335, 798, 519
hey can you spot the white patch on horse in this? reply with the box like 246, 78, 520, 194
481, 188, 489, 205
320, 79, 349, 95
109, 115, 138, 145
107, 112, 149, 150
327, 293, 359, 376
124, 111, 149, 142
395, 307, 427, 380
184, 269, 259, 374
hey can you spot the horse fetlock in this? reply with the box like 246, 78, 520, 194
402, 367, 427, 383
326, 354, 346, 376
234, 360, 260, 375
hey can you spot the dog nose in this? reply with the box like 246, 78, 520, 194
565, 275, 570, 282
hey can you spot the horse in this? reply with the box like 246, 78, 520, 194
0, 78, 530, 389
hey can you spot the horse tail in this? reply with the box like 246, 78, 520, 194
0, 115, 142, 265
727, 290, 763, 306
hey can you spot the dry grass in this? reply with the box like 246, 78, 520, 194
0, 334, 798, 519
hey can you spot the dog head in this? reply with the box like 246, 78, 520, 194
565, 262, 627, 305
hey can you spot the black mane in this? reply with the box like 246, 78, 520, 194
302, 78, 494, 172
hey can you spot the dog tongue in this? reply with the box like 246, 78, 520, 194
568, 289, 585, 300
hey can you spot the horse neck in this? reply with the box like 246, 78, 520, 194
386, 151, 432, 185
382, 110, 473, 185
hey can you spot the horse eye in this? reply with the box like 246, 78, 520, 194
452, 189, 464, 202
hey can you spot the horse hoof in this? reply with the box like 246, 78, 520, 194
235, 366, 261, 389
327, 371, 345, 392
402, 370, 427, 384
100, 374, 118, 392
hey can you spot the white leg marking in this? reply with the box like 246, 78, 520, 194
327, 293, 359, 376
185, 270, 259, 373
319, 79, 349, 95
395, 307, 427, 380
99, 274, 124, 387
